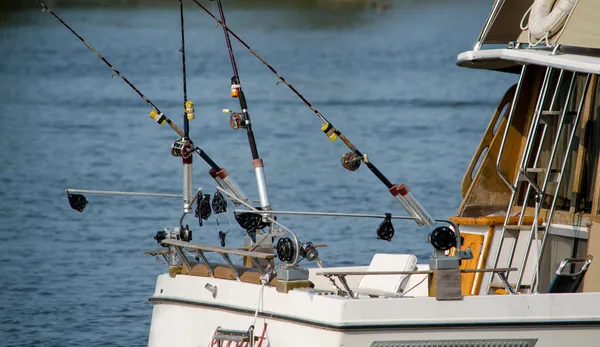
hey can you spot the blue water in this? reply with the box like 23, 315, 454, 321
0, 1, 515, 346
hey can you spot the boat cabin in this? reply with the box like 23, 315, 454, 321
452, 0, 600, 296
145, 1, 600, 345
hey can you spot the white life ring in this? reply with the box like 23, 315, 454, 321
522, 0, 577, 41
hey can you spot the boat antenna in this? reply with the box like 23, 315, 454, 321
35, 0, 249, 205
190, 0, 434, 226
211, 0, 272, 212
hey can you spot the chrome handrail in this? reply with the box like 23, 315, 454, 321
515, 71, 577, 290
532, 73, 591, 292
496, 65, 528, 192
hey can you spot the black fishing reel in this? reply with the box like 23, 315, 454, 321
341, 152, 362, 172
300, 241, 319, 262
195, 194, 212, 226
377, 213, 395, 242
235, 212, 268, 243
276, 237, 295, 262
235, 212, 269, 231
212, 191, 227, 214
429, 226, 457, 252
67, 193, 88, 212
179, 224, 193, 242
277, 238, 319, 263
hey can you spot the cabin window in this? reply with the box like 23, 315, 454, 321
519, 72, 598, 214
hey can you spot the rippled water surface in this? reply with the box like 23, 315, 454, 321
0, 1, 515, 346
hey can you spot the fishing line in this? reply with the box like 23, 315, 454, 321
35, 0, 223, 172
190, 0, 393, 189
35, 1, 160, 123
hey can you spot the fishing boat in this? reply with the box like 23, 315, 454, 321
39, 0, 600, 346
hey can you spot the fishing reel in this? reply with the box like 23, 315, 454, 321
212, 191, 227, 214
235, 212, 269, 243
341, 152, 362, 172
300, 241, 319, 261
171, 138, 193, 160
276, 237, 319, 263
428, 226, 458, 252
154, 225, 193, 247
235, 212, 269, 231
67, 192, 88, 212
223, 109, 247, 130
277, 237, 295, 262
195, 194, 212, 226
377, 213, 395, 242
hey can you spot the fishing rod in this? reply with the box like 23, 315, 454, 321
190, 0, 433, 227
180, 0, 193, 139
178, 0, 194, 214
35, 0, 248, 205
212, 0, 272, 212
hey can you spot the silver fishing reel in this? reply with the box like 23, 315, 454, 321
154, 225, 192, 247
222, 109, 247, 130
171, 138, 193, 159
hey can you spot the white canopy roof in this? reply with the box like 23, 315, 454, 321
457, 48, 600, 75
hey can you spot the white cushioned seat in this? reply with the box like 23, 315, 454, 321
357, 253, 418, 295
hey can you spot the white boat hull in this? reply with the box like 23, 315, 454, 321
148, 273, 600, 347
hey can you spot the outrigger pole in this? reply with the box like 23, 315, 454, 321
190, 0, 433, 227
35, 0, 248, 205
212, 0, 272, 212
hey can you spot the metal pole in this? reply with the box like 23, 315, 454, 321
65, 189, 182, 198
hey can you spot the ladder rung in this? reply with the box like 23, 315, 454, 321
541, 110, 561, 116
504, 225, 546, 231
489, 283, 530, 289
214, 330, 251, 342
525, 168, 546, 173
541, 110, 576, 116
213, 334, 249, 342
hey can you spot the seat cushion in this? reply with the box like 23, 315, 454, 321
358, 253, 418, 293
